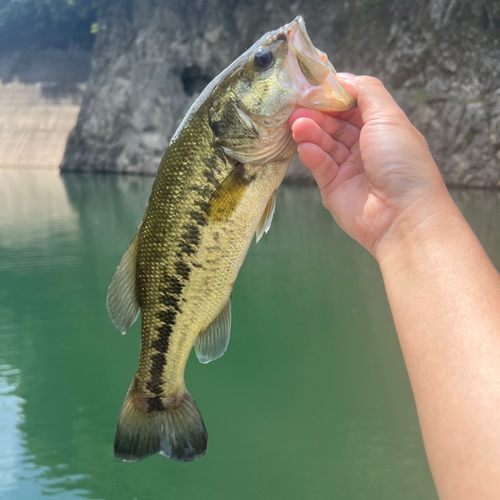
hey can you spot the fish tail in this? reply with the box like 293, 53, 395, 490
114, 380, 208, 462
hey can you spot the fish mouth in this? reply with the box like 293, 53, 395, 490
283, 16, 357, 112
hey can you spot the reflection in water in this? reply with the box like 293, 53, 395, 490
0, 363, 23, 495
0, 170, 79, 273
2, 171, 499, 499
0, 170, 79, 243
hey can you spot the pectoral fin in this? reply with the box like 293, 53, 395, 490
256, 191, 276, 243
207, 165, 253, 221
195, 299, 231, 364
107, 234, 141, 334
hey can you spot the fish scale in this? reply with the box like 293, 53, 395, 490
106, 15, 356, 462
136, 102, 233, 404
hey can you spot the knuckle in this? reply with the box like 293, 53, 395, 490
325, 138, 339, 156
361, 76, 385, 88
332, 120, 347, 139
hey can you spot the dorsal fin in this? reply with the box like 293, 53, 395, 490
256, 191, 276, 243
107, 234, 141, 334
195, 299, 231, 364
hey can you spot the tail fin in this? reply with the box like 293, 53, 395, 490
114, 383, 208, 462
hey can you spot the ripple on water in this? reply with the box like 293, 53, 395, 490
0, 170, 81, 274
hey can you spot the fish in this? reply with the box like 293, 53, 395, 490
107, 15, 356, 463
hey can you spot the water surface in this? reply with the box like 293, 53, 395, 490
1, 170, 499, 500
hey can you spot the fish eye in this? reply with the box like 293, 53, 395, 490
253, 48, 274, 69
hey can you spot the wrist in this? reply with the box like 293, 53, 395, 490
373, 187, 462, 270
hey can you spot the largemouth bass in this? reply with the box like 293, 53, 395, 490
107, 16, 356, 463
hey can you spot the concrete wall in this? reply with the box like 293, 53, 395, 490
0, 50, 91, 170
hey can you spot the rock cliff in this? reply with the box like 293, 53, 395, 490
61, 0, 500, 187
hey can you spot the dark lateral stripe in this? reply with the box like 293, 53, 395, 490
165, 275, 184, 294
160, 291, 181, 310
203, 168, 217, 186
189, 210, 208, 226
146, 302, 179, 411
183, 223, 201, 245
146, 396, 165, 412
195, 200, 210, 212
145, 260, 190, 411
145, 192, 210, 412
178, 241, 196, 256
147, 352, 166, 394
158, 308, 177, 324
151, 323, 172, 351
146, 379, 163, 394
193, 185, 213, 197
175, 261, 191, 280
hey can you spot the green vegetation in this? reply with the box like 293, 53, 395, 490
410, 90, 430, 102
0, 0, 97, 51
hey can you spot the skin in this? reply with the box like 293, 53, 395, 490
290, 74, 500, 500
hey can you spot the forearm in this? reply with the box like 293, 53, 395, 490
377, 192, 500, 500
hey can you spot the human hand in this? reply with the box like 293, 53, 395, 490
290, 74, 452, 261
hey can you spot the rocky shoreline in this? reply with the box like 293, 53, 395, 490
60, 0, 500, 187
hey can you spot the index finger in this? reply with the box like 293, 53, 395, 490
325, 108, 363, 130
334, 74, 409, 127
289, 108, 360, 149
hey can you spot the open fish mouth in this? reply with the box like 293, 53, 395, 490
283, 16, 357, 112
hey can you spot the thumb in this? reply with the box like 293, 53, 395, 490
335, 74, 408, 126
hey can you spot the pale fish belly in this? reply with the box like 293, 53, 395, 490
139, 153, 295, 401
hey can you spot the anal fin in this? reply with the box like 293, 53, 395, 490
107, 234, 141, 334
195, 299, 231, 364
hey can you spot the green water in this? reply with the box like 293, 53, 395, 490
1, 170, 499, 500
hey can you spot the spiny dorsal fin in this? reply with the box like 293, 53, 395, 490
107, 234, 140, 334
256, 191, 276, 243
195, 299, 231, 364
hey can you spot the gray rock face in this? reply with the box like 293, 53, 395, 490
61, 0, 500, 187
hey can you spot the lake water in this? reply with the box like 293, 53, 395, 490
1, 170, 499, 500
